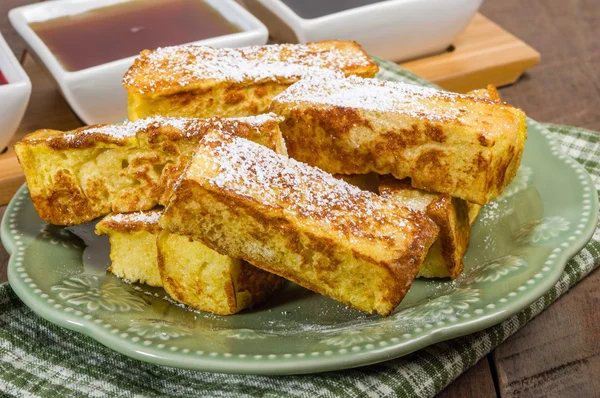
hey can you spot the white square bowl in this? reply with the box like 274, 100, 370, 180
0, 32, 31, 151
9, 0, 269, 124
243, 0, 483, 62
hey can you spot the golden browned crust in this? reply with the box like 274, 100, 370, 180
160, 132, 439, 316
426, 196, 470, 279
19, 128, 134, 149
122, 41, 378, 120
127, 82, 292, 120
95, 209, 164, 287
156, 236, 237, 315
15, 114, 286, 225
270, 76, 527, 205
467, 85, 501, 102
156, 230, 283, 315
379, 176, 472, 279
467, 202, 482, 226
97, 207, 283, 314
463, 85, 520, 215
123, 40, 378, 95
233, 261, 286, 311
18, 114, 284, 150
32, 168, 107, 226
96, 208, 163, 235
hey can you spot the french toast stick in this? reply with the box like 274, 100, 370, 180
373, 86, 499, 278
459, 85, 500, 224
270, 76, 527, 205
379, 177, 471, 279
160, 132, 439, 316
96, 209, 164, 287
15, 114, 285, 225
95, 209, 283, 314
157, 230, 284, 315
123, 40, 378, 120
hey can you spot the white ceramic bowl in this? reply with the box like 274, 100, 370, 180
243, 0, 483, 62
0, 32, 31, 151
9, 0, 269, 124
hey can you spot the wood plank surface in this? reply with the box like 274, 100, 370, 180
437, 358, 498, 398
0, 1, 599, 397
480, 0, 600, 131
478, 1, 600, 397
493, 268, 600, 398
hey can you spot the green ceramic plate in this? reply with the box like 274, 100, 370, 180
2, 77, 598, 376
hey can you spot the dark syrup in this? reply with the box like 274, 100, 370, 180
30, 0, 242, 71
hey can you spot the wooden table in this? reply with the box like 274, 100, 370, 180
0, 1, 598, 396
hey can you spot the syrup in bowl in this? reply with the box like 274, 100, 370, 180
29, 0, 242, 72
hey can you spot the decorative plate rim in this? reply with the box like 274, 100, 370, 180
2, 122, 598, 376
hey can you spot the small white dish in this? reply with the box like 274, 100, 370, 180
9, 0, 269, 124
0, 32, 31, 151
243, 0, 483, 62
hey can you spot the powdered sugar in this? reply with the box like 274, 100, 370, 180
232, 112, 283, 126
273, 75, 469, 122
65, 117, 189, 141
106, 209, 162, 225
123, 43, 373, 94
201, 134, 420, 241
61, 114, 281, 142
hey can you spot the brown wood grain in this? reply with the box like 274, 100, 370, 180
400, 14, 540, 94
481, 0, 600, 131
493, 268, 600, 398
480, 1, 600, 397
437, 358, 498, 398
0, 1, 598, 397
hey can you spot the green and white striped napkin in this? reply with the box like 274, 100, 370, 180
1, 61, 598, 398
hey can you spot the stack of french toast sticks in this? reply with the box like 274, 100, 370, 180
15, 40, 527, 316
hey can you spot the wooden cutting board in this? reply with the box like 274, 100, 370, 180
400, 14, 540, 93
0, 13, 540, 205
